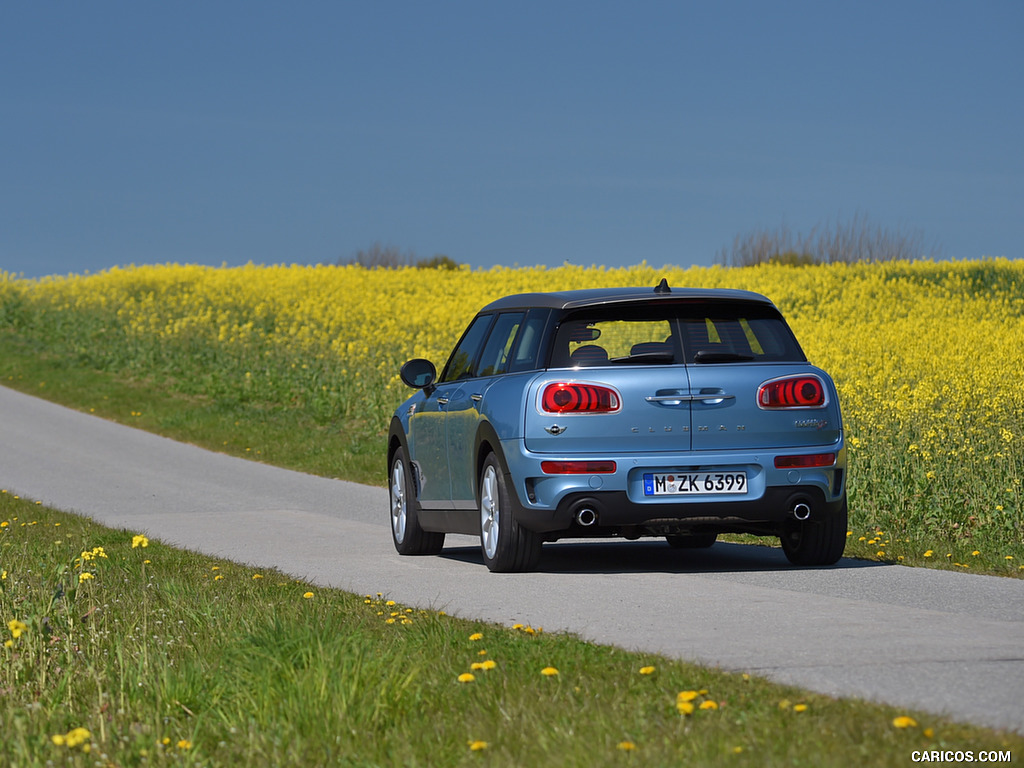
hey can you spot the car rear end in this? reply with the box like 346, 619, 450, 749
504, 291, 847, 565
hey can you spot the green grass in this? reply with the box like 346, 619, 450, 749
3, 493, 1021, 767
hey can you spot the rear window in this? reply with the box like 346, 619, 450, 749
549, 301, 805, 367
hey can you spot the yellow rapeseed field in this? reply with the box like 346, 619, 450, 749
2, 259, 1021, 557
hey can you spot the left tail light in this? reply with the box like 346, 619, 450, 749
541, 382, 621, 413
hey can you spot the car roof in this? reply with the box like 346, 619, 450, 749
479, 281, 775, 312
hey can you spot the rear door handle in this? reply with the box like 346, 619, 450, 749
645, 393, 735, 405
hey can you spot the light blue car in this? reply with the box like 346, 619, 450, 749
388, 280, 847, 572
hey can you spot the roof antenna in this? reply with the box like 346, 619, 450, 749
654, 277, 671, 294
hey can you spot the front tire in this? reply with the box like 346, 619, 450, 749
479, 453, 541, 572
390, 447, 444, 556
780, 495, 847, 566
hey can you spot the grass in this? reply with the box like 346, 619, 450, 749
3, 493, 1021, 767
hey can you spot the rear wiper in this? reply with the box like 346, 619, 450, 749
693, 350, 755, 364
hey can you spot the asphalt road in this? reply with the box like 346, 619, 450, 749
2, 384, 1022, 735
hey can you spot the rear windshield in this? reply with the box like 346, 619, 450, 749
549, 300, 806, 367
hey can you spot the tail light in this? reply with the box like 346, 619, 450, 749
758, 376, 825, 409
541, 382, 620, 413
775, 453, 836, 469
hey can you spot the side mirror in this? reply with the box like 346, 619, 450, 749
400, 358, 437, 389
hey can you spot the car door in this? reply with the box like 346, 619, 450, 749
409, 314, 493, 507
682, 310, 842, 451
446, 311, 527, 505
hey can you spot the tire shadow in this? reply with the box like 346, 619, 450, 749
439, 539, 890, 575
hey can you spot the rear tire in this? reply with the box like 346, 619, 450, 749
780, 495, 847, 566
390, 447, 444, 556
479, 453, 541, 572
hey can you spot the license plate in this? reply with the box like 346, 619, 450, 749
643, 472, 747, 496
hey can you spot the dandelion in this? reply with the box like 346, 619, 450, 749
639, 665, 656, 675
923, 550, 934, 558
699, 700, 719, 711
677, 701, 694, 715
8, 619, 27, 639
458, 673, 476, 683
541, 666, 559, 677
892, 715, 918, 729
468, 740, 488, 751
177, 740, 192, 750
303, 591, 314, 599
617, 741, 636, 751
677, 690, 699, 702
132, 534, 149, 548
469, 632, 483, 641
52, 727, 91, 750
793, 704, 808, 713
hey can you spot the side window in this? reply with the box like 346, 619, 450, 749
476, 312, 525, 378
440, 315, 493, 382
507, 309, 549, 372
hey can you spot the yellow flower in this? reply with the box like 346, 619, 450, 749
677, 701, 694, 715
793, 704, 808, 713
699, 700, 719, 710
892, 715, 918, 729
8, 619, 27, 639
132, 534, 149, 548
458, 673, 476, 683
252, 573, 263, 579
541, 666, 559, 676
177, 740, 192, 750
617, 741, 636, 751
468, 740, 488, 751
677, 690, 699, 702
303, 592, 314, 599
923, 550, 933, 558
78, 572, 94, 583
639, 665, 656, 675
469, 632, 483, 641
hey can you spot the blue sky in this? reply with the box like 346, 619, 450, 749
3, 1, 1021, 278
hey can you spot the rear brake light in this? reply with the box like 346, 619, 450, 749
758, 376, 825, 408
541, 383, 620, 413
775, 453, 836, 469
541, 460, 617, 474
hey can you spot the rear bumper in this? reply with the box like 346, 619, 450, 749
517, 486, 844, 537
503, 439, 846, 536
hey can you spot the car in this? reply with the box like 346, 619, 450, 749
387, 279, 847, 572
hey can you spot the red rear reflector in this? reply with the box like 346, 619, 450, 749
541, 460, 617, 474
775, 453, 836, 469
541, 383, 620, 413
758, 376, 825, 408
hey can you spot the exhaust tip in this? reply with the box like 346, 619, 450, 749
792, 502, 811, 521
575, 507, 598, 527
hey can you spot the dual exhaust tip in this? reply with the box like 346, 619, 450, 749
575, 500, 811, 527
